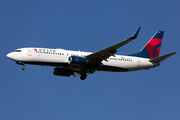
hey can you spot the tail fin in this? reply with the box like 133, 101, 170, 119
130, 31, 164, 59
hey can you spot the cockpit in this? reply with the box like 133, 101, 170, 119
14, 50, 21, 52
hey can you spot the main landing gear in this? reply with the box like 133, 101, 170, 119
79, 69, 95, 80
80, 74, 87, 80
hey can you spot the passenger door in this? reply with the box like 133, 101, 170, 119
28, 49, 32, 56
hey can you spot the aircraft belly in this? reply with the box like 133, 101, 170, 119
98, 65, 129, 72
24, 61, 69, 67
100, 61, 130, 72
22, 54, 69, 67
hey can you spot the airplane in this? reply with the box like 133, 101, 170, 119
6, 27, 177, 80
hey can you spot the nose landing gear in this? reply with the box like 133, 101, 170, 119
16, 61, 26, 70
22, 66, 26, 70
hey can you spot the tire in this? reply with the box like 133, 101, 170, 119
22, 66, 25, 70
80, 74, 86, 80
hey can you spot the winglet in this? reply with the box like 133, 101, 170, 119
150, 51, 177, 63
131, 27, 141, 39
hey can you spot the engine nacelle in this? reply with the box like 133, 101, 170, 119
53, 68, 72, 77
68, 56, 87, 64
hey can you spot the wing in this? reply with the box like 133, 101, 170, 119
86, 27, 141, 66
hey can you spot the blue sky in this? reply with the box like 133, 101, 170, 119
1, 0, 180, 120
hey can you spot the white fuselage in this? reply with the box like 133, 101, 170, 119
7, 47, 158, 72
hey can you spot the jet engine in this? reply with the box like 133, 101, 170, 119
68, 56, 87, 65
53, 68, 73, 77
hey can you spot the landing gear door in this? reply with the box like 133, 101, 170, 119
28, 49, 32, 56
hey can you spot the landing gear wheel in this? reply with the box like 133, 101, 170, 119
22, 66, 26, 70
80, 74, 86, 80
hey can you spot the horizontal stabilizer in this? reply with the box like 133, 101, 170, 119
150, 51, 177, 63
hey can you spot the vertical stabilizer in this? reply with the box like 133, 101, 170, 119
130, 31, 164, 59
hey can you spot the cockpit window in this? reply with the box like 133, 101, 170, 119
14, 50, 21, 52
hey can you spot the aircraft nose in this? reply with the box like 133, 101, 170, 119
6, 52, 13, 59
6, 53, 10, 58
